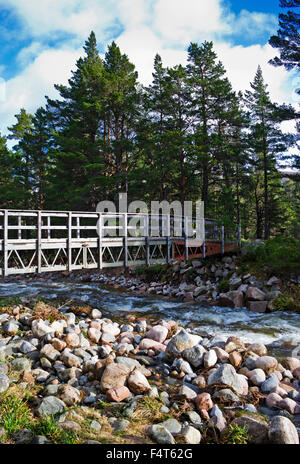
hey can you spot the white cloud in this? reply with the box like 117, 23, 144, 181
115, 0, 154, 28
214, 42, 290, 103
0, 0, 296, 143
116, 26, 187, 84
153, 0, 227, 44
0, 47, 81, 136
226, 9, 277, 38
0, 0, 118, 40
16, 42, 45, 67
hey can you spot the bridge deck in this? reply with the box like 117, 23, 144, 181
0, 209, 240, 276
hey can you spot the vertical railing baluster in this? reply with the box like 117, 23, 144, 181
145, 214, 150, 267
77, 217, 80, 238
98, 213, 102, 270
47, 216, 51, 240
68, 212, 72, 272
166, 214, 171, 264
18, 215, 22, 240
37, 211, 42, 274
123, 213, 128, 268
203, 218, 206, 259
3, 210, 8, 277
184, 215, 189, 262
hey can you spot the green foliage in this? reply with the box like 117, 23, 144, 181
3, 30, 298, 240
269, 0, 300, 73
241, 237, 300, 273
32, 416, 78, 444
218, 278, 230, 292
133, 264, 166, 281
221, 424, 249, 445
98, 399, 111, 410
272, 294, 300, 313
0, 297, 22, 308
0, 393, 32, 435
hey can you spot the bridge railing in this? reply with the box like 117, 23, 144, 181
0, 209, 241, 276
0, 210, 241, 240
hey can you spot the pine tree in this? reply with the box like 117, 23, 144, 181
269, 0, 300, 72
101, 41, 140, 201
138, 57, 193, 204
186, 41, 240, 214
18, 108, 53, 209
244, 66, 294, 238
0, 134, 19, 208
136, 55, 171, 201
7, 108, 34, 208
46, 31, 106, 209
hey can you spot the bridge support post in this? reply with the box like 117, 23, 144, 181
3, 210, 8, 277
167, 236, 171, 263
97, 213, 102, 270
145, 215, 150, 266
184, 234, 189, 262
184, 216, 189, 262
123, 213, 128, 269
203, 218, 206, 259
221, 225, 225, 255
83, 247, 87, 268
37, 211, 42, 274
166, 214, 171, 264
18, 215, 22, 240
68, 212, 72, 272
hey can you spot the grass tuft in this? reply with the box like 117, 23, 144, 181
0, 393, 32, 435
31, 416, 78, 444
221, 424, 249, 444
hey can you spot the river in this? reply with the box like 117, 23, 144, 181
0, 279, 300, 349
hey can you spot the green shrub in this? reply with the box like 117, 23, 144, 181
133, 264, 166, 281
241, 237, 300, 273
218, 278, 230, 292
272, 294, 299, 313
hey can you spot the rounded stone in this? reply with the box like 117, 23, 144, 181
11, 357, 31, 372
268, 416, 299, 444
149, 424, 175, 444
255, 356, 278, 374
195, 393, 213, 412
248, 368, 266, 386
0, 373, 10, 393
37, 396, 66, 417
260, 373, 279, 393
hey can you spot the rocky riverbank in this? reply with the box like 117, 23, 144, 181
69, 254, 300, 314
0, 299, 299, 445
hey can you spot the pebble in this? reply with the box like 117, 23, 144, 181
160, 418, 181, 435
186, 411, 202, 427
204, 350, 218, 369
195, 393, 213, 412
37, 396, 66, 417
0, 373, 10, 393
149, 425, 175, 444
0, 282, 299, 447
268, 416, 299, 444
260, 373, 279, 393
181, 425, 201, 444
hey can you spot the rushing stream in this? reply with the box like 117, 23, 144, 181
0, 279, 300, 349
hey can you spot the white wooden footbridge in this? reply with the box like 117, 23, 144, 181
0, 209, 240, 276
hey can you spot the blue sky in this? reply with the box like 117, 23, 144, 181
0, 0, 297, 137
